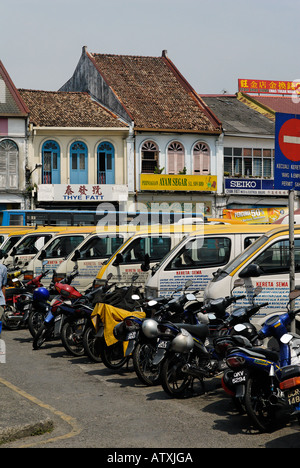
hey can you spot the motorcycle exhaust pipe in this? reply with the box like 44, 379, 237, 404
182, 363, 204, 379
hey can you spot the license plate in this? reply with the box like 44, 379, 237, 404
232, 370, 246, 385
158, 340, 168, 349
286, 387, 300, 406
76, 318, 85, 325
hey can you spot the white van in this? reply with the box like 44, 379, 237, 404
53, 226, 151, 292
203, 225, 300, 330
95, 224, 216, 291
145, 224, 275, 300
24, 227, 97, 286
2, 226, 93, 270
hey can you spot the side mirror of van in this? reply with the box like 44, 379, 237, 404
239, 263, 263, 278
38, 250, 46, 260
141, 253, 150, 272
112, 253, 123, 267
72, 249, 80, 262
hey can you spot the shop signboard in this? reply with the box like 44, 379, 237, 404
140, 174, 217, 192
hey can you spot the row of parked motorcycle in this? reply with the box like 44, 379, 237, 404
2, 265, 300, 433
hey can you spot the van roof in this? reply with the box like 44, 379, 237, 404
126, 223, 278, 238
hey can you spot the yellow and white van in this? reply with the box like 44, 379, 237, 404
95, 224, 207, 291
0, 227, 38, 261
203, 225, 300, 329
2, 226, 95, 270
32, 225, 148, 291
145, 224, 276, 300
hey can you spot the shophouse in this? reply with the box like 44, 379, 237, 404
60, 47, 223, 217
0, 61, 29, 213
18, 88, 129, 210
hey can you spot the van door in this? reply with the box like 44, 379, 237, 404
107, 235, 172, 289
71, 234, 125, 292
149, 235, 232, 298
233, 236, 300, 326
33, 234, 86, 282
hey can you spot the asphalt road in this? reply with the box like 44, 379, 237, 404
1, 328, 300, 450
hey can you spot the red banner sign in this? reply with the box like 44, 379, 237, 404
238, 78, 299, 95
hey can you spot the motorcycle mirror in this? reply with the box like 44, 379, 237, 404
131, 273, 139, 283
234, 323, 247, 332
148, 300, 157, 307
233, 278, 244, 288
281, 333, 293, 344
184, 279, 193, 289
107, 273, 113, 281
186, 293, 196, 301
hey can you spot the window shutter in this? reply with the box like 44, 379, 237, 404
9, 151, 18, 188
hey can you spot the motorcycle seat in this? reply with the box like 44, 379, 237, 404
175, 323, 209, 341
280, 364, 300, 380
250, 347, 279, 362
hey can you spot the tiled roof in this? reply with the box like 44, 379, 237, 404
89, 52, 221, 133
201, 94, 274, 135
249, 94, 300, 115
0, 61, 29, 116
18, 89, 128, 128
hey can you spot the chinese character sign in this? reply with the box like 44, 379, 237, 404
238, 79, 299, 95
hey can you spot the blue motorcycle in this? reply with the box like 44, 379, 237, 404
222, 288, 300, 432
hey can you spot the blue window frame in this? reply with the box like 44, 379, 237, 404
97, 142, 115, 184
42, 140, 60, 184
70, 141, 88, 184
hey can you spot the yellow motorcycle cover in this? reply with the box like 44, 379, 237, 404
91, 303, 146, 346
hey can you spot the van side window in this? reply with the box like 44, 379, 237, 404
244, 236, 259, 249
122, 236, 171, 263
79, 236, 123, 259
166, 237, 231, 270
44, 235, 85, 258
254, 239, 300, 274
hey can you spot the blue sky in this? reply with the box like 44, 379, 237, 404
1, 0, 299, 94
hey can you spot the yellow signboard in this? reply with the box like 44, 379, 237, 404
140, 174, 217, 192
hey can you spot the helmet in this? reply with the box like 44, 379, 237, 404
142, 319, 158, 338
33, 287, 50, 302
170, 328, 194, 353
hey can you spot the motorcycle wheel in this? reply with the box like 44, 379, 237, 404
83, 325, 102, 362
160, 353, 191, 398
244, 374, 277, 432
61, 321, 85, 357
28, 309, 45, 338
33, 324, 51, 350
2, 306, 22, 330
133, 342, 161, 386
99, 338, 128, 370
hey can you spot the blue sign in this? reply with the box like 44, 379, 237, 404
274, 112, 300, 190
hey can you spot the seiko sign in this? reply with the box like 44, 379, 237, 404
224, 178, 288, 195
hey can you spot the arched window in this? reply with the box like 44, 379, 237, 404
42, 140, 60, 184
70, 141, 88, 184
0, 139, 18, 189
193, 142, 210, 175
97, 142, 115, 184
168, 141, 184, 174
141, 141, 159, 173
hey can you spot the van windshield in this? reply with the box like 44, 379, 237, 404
212, 234, 268, 281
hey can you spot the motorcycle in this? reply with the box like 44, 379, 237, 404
222, 288, 300, 432
2, 269, 50, 330
155, 284, 266, 398
113, 280, 201, 386
84, 274, 144, 369
32, 267, 81, 349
